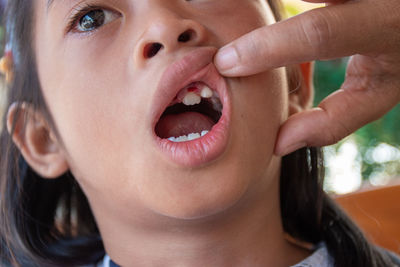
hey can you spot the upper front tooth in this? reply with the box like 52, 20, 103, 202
183, 92, 201, 106
200, 86, 213, 98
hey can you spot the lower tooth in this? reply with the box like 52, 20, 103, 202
176, 135, 188, 142
188, 133, 201, 140
167, 131, 208, 142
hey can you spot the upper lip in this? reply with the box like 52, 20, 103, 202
150, 47, 221, 132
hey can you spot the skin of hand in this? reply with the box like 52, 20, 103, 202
214, 0, 400, 156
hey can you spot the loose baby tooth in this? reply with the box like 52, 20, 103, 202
183, 92, 201, 106
200, 86, 213, 98
188, 133, 201, 140
201, 130, 209, 136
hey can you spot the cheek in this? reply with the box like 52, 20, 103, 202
201, 0, 276, 44
37, 45, 152, 191
233, 67, 288, 156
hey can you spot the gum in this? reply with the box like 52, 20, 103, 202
167, 81, 216, 107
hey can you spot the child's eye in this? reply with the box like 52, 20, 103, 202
68, 7, 120, 33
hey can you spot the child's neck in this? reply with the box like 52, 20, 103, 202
92, 167, 310, 267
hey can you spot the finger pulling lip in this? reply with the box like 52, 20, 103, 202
151, 47, 232, 168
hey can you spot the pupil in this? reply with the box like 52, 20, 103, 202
80, 10, 105, 31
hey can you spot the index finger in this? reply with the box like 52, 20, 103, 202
214, 0, 392, 76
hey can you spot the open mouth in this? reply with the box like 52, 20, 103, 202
151, 47, 231, 167
155, 81, 223, 142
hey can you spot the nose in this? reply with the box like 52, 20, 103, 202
134, 7, 207, 64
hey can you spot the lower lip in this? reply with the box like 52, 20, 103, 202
154, 85, 231, 168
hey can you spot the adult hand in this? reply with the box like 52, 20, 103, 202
214, 0, 400, 156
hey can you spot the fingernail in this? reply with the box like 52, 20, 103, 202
215, 46, 238, 71
280, 142, 307, 156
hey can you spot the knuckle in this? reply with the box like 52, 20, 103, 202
299, 11, 334, 58
325, 131, 341, 146
382, 4, 400, 52
381, 0, 400, 29
322, 116, 350, 146
247, 28, 270, 61
319, 99, 354, 145
331, 120, 351, 144
246, 33, 263, 59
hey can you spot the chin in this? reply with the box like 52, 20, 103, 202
157, 190, 245, 221
137, 156, 257, 221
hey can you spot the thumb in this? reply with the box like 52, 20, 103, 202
214, 27, 276, 77
274, 87, 400, 156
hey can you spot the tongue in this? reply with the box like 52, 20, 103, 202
156, 112, 215, 138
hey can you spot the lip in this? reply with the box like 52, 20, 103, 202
151, 47, 232, 168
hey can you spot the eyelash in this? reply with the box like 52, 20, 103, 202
66, 1, 197, 34
66, 3, 116, 34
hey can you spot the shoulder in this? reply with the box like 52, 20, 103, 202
79, 254, 109, 267
95, 254, 110, 267
290, 243, 400, 267
291, 243, 334, 267
383, 249, 400, 266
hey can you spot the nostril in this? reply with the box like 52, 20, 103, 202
144, 43, 163, 58
178, 30, 193, 43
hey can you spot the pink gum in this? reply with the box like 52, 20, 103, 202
168, 83, 203, 106
177, 85, 202, 102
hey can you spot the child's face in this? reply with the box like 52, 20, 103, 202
34, 0, 288, 221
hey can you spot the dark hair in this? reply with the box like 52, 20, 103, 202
0, 1, 396, 266
0, 1, 103, 266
